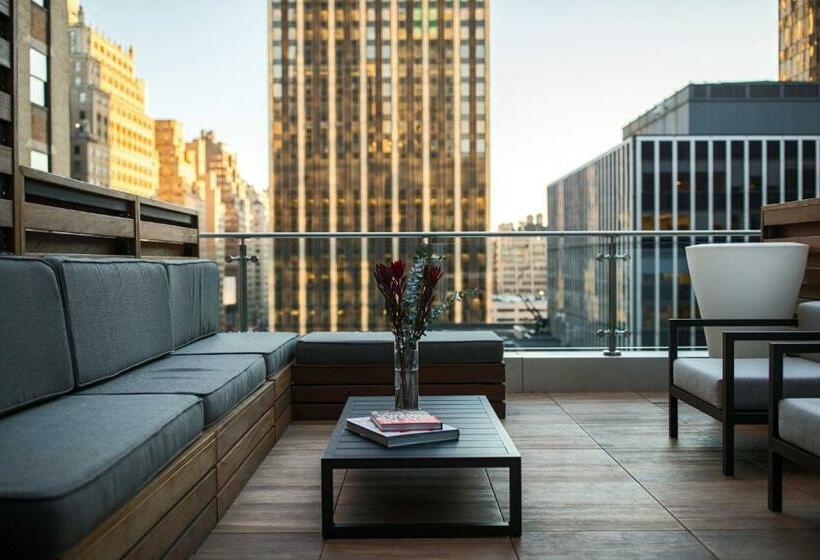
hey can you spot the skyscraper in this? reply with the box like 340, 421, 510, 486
0, 0, 71, 253
780, 0, 820, 81
68, 2, 159, 197
268, 0, 489, 333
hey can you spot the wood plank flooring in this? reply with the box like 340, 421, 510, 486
193, 392, 820, 559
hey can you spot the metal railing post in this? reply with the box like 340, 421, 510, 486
596, 235, 630, 356
226, 237, 259, 332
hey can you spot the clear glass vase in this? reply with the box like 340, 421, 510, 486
393, 339, 419, 410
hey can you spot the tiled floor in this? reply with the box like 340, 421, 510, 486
193, 393, 820, 559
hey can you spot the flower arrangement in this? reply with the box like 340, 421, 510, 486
373, 243, 479, 409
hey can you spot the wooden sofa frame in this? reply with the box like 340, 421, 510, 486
768, 341, 820, 512
62, 364, 293, 560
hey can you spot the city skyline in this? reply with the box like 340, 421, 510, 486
76, 0, 779, 228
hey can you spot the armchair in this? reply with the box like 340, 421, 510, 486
668, 316, 820, 475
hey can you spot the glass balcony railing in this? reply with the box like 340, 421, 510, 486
199, 229, 760, 354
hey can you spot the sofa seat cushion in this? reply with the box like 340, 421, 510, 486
295, 330, 504, 365
0, 394, 203, 558
0, 257, 74, 415
780, 398, 820, 456
673, 357, 820, 410
46, 257, 174, 386
174, 332, 298, 376
81, 354, 266, 426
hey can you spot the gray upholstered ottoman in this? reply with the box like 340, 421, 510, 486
292, 330, 506, 419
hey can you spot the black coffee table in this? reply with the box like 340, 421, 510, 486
321, 395, 521, 538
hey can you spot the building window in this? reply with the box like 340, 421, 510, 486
30, 48, 47, 107
30, 150, 49, 171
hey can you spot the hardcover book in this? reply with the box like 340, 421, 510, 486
346, 417, 459, 448
369, 410, 443, 432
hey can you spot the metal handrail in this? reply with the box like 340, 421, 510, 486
210, 228, 763, 355
201, 229, 761, 239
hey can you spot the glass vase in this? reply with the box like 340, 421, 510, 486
393, 339, 419, 410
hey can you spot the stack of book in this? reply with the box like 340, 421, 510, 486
345, 410, 459, 448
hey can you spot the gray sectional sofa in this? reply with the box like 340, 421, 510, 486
0, 256, 297, 558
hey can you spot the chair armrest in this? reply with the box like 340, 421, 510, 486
723, 331, 820, 416
667, 318, 798, 365
769, 341, 820, 439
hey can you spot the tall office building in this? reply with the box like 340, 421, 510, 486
268, 0, 489, 332
0, 0, 71, 253
780, 0, 820, 81
492, 216, 548, 325
67, 1, 159, 197
546, 82, 820, 349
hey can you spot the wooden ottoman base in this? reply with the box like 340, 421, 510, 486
292, 362, 506, 420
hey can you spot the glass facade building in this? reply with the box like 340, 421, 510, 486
547, 83, 820, 349
268, 0, 489, 333
780, 0, 819, 81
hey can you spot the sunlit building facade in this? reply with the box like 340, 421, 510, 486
268, 0, 489, 332
780, 0, 819, 81
547, 82, 820, 349
492, 216, 548, 325
68, 2, 159, 197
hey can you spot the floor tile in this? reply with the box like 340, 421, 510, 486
320, 538, 517, 559
515, 530, 713, 560
695, 529, 820, 559
194, 532, 323, 559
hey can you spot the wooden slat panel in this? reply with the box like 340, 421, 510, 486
209, 381, 275, 460
140, 220, 197, 244
274, 387, 292, 418
63, 434, 216, 560
0, 198, 11, 227
25, 231, 126, 256
139, 241, 189, 257
762, 198, 820, 226
292, 363, 505, 385
217, 426, 277, 517
271, 364, 292, 393
217, 408, 276, 488
123, 470, 217, 560
275, 405, 292, 440
162, 499, 217, 560
293, 401, 506, 421
292, 383, 505, 403
25, 202, 134, 238
764, 235, 820, 251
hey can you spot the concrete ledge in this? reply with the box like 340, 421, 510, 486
504, 350, 706, 393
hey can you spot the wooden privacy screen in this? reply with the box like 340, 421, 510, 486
762, 197, 820, 299
0, 166, 199, 257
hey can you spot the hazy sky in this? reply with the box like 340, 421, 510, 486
80, 0, 778, 229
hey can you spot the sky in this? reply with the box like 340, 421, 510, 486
80, 0, 778, 229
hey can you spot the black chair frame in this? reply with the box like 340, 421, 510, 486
768, 341, 820, 512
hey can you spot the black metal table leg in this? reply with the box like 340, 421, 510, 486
321, 461, 334, 538
509, 458, 522, 536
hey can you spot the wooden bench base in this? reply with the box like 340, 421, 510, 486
292, 362, 506, 420
62, 364, 293, 560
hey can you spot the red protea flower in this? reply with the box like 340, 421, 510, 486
374, 259, 407, 335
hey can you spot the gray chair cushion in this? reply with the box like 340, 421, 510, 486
174, 332, 299, 376
0, 394, 202, 557
81, 354, 266, 426
162, 260, 220, 349
780, 398, 820, 456
674, 357, 820, 410
46, 257, 173, 386
0, 257, 74, 415
295, 331, 504, 365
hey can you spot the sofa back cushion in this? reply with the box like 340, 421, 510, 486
162, 260, 220, 348
0, 257, 74, 414
47, 257, 173, 386
798, 301, 820, 363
